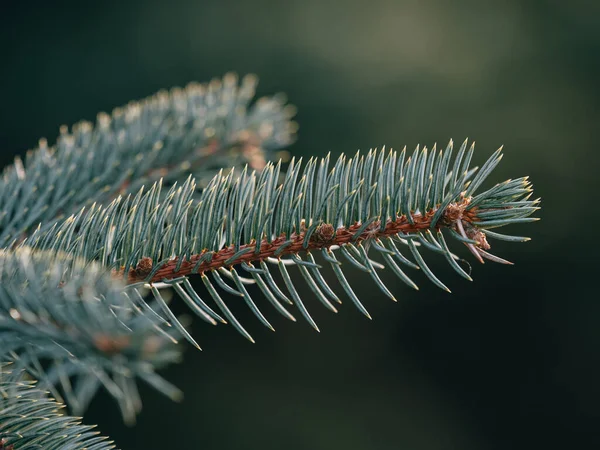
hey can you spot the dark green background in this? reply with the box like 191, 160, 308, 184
1, 1, 598, 449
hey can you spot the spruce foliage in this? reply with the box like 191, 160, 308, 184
0, 74, 539, 449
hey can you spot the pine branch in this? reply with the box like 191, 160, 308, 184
0, 73, 296, 247
0, 365, 116, 450
26, 140, 540, 347
0, 248, 182, 425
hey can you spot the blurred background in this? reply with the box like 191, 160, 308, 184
1, 0, 599, 449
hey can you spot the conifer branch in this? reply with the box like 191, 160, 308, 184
1, 365, 116, 450
0, 73, 296, 248
0, 248, 181, 425
25, 140, 540, 347
0, 74, 541, 449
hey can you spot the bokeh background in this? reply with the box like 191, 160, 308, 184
1, 0, 599, 449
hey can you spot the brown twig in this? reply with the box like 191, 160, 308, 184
119, 198, 480, 284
